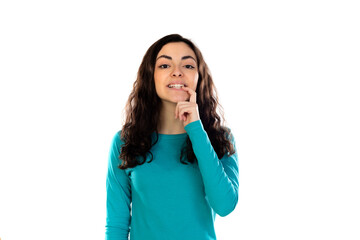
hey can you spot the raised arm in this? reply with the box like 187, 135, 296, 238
184, 120, 239, 217
105, 131, 131, 240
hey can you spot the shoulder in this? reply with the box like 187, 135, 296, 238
110, 130, 124, 149
112, 130, 121, 140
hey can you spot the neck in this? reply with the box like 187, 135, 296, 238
157, 101, 186, 134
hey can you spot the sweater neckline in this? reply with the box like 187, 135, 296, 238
152, 132, 188, 140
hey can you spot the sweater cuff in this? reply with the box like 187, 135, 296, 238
184, 119, 205, 135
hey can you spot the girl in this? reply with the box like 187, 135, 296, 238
105, 34, 239, 240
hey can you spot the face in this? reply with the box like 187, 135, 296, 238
154, 42, 199, 104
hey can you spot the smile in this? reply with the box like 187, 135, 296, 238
168, 84, 187, 89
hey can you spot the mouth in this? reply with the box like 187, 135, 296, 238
168, 84, 187, 89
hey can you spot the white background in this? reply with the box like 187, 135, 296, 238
1, 0, 359, 239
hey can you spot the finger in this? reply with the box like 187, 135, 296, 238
177, 103, 187, 118
181, 86, 196, 103
176, 101, 188, 119
180, 112, 188, 122
176, 102, 187, 119
179, 106, 193, 119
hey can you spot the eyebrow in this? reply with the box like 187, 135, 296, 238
156, 54, 197, 62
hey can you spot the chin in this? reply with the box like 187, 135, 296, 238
163, 97, 187, 104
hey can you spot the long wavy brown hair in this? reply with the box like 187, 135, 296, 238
118, 34, 235, 169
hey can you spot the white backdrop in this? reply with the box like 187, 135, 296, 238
0, 0, 359, 239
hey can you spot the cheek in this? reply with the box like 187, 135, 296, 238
153, 71, 166, 94
154, 68, 166, 81
191, 72, 199, 90
153, 71, 161, 87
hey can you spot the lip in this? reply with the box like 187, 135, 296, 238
167, 84, 187, 91
168, 87, 186, 91
167, 82, 187, 87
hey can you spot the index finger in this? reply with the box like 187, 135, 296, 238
181, 86, 197, 103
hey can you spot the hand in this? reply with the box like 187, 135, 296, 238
175, 86, 200, 127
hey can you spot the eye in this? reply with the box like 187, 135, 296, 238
159, 64, 170, 69
185, 65, 195, 69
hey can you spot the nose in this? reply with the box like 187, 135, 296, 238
171, 66, 183, 77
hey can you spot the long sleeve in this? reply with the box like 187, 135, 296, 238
105, 131, 131, 240
184, 120, 239, 217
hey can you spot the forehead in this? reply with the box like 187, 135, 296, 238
157, 42, 196, 59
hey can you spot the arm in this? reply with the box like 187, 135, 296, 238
105, 131, 131, 240
184, 120, 239, 217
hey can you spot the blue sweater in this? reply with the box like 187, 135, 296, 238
105, 120, 239, 240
